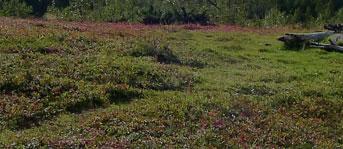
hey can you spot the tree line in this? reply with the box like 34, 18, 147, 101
0, 0, 342, 26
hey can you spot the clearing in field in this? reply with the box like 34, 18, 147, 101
0, 18, 342, 148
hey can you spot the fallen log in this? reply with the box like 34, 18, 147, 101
278, 24, 343, 52
324, 24, 343, 33
328, 34, 343, 45
309, 42, 343, 53
278, 31, 335, 42
278, 31, 335, 50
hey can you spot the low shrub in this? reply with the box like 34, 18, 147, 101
106, 85, 142, 104
0, 72, 143, 129
181, 57, 208, 68
234, 84, 276, 96
75, 57, 198, 90
128, 41, 181, 64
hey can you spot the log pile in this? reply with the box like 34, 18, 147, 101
278, 24, 343, 53
324, 24, 343, 33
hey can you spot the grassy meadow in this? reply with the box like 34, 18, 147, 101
0, 17, 342, 148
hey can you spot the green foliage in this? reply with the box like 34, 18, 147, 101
2, 0, 343, 25
334, 8, 343, 23
263, 8, 287, 27
0, 0, 32, 17
0, 0, 340, 25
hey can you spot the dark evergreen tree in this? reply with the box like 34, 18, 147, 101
24, 0, 50, 17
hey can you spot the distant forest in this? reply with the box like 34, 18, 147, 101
0, 0, 342, 26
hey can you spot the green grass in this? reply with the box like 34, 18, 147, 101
0, 18, 342, 148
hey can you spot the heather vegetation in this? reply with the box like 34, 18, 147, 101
0, 17, 342, 148
0, 0, 343, 26
0, 0, 343, 148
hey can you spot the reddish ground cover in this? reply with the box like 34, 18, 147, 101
0, 17, 295, 35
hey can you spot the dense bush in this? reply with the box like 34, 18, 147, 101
334, 8, 343, 23
1, 0, 342, 25
0, 0, 32, 17
127, 40, 208, 68
262, 8, 287, 27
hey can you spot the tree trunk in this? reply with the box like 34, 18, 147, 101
310, 42, 343, 53
278, 31, 335, 43
278, 25, 343, 53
